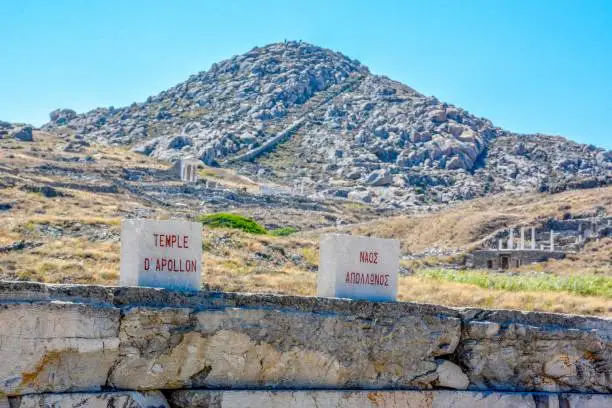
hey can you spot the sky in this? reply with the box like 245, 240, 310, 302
1, 0, 610, 149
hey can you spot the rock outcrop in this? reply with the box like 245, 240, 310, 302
40, 41, 611, 209
9, 126, 33, 142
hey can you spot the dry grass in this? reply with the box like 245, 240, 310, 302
341, 187, 612, 253
2, 133, 611, 316
533, 238, 612, 276
199, 166, 260, 192
398, 276, 611, 316
3, 220, 610, 316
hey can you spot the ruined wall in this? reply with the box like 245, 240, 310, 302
469, 249, 566, 269
0, 281, 610, 407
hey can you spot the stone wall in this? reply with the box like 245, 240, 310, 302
0, 281, 610, 407
469, 249, 566, 269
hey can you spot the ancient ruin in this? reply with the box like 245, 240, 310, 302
470, 216, 611, 270
169, 158, 200, 183
470, 227, 565, 269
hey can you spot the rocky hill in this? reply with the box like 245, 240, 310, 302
42, 41, 611, 208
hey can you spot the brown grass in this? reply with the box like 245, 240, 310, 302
341, 187, 612, 253
1, 133, 611, 316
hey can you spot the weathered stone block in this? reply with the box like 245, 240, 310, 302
0, 302, 120, 395
458, 310, 612, 393
167, 390, 610, 408
0, 282, 610, 396
109, 305, 460, 390
434, 360, 469, 390
11, 391, 168, 408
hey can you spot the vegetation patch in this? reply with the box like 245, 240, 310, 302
198, 213, 268, 235
270, 226, 299, 236
419, 269, 612, 299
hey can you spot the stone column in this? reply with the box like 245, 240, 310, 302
185, 165, 192, 182
550, 230, 555, 252
520, 227, 525, 250
498, 239, 503, 250
508, 229, 514, 250
531, 227, 536, 250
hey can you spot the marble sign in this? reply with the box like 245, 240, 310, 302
120, 219, 202, 291
317, 234, 399, 301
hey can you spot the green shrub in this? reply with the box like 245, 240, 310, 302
270, 227, 299, 236
198, 213, 268, 234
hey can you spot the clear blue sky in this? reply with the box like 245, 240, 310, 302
1, 0, 610, 149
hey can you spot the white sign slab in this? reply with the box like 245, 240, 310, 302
120, 219, 202, 291
317, 234, 399, 301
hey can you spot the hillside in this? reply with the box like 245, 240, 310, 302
1, 130, 611, 316
40, 41, 611, 209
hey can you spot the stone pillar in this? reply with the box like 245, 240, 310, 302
498, 239, 503, 250
531, 227, 536, 250
520, 227, 525, 250
508, 229, 514, 250
185, 165, 191, 182
550, 230, 555, 252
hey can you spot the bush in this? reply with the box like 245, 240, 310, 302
270, 227, 299, 236
198, 213, 268, 235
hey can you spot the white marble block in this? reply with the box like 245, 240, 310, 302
120, 219, 202, 291
317, 234, 399, 301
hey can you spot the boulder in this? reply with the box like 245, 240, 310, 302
365, 169, 393, 186
167, 135, 193, 150
348, 190, 373, 203
199, 146, 216, 165
344, 168, 362, 180
446, 156, 467, 170
428, 108, 447, 123
513, 142, 528, 156
132, 137, 160, 156
10, 126, 33, 142
49, 108, 77, 124
435, 360, 469, 390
